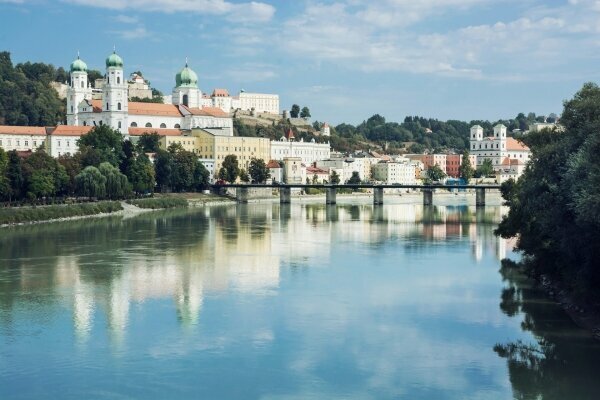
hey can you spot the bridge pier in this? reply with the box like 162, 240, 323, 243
476, 188, 486, 207
373, 187, 384, 205
280, 187, 291, 204
325, 187, 337, 205
236, 187, 249, 203
423, 189, 433, 206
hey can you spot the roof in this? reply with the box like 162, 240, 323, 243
50, 125, 93, 136
285, 128, 295, 140
306, 166, 329, 174
212, 88, 229, 97
266, 160, 281, 169
128, 127, 183, 136
90, 100, 103, 113
129, 102, 183, 117
0, 125, 46, 135
181, 105, 229, 117
507, 137, 529, 151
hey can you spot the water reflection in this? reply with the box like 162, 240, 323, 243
2, 203, 594, 399
495, 261, 600, 399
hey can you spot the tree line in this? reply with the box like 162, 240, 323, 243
496, 82, 600, 303
0, 126, 210, 203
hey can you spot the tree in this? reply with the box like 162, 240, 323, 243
6, 151, 24, 201
99, 162, 130, 199
58, 154, 82, 195
0, 148, 10, 200
128, 153, 155, 194
476, 159, 494, 177
27, 170, 55, 200
300, 106, 311, 119
458, 150, 474, 182
171, 150, 197, 192
330, 170, 340, 185
290, 104, 300, 118
154, 150, 173, 192
347, 171, 361, 184
239, 169, 250, 183
22, 150, 68, 199
137, 132, 161, 153
193, 161, 209, 190
75, 166, 106, 199
248, 158, 270, 183
426, 164, 447, 182
78, 125, 124, 167
221, 154, 240, 183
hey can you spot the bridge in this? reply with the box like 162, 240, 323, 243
211, 184, 502, 207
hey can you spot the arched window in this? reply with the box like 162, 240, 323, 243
131, 122, 138, 127
83, 121, 87, 126
117, 77, 120, 84
174, 124, 180, 128
145, 123, 152, 128
183, 94, 189, 107
106, 102, 109, 110
117, 102, 121, 111
160, 123, 166, 128
118, 121, 122, 129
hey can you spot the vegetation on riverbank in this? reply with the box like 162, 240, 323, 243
0, 201, 122, 225
496, 82, 600, 305
127, 197, 188, 209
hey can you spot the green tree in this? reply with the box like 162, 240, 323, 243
78, 125, 124, 167
128, 153, 155, 194
22, 150, 68, 199
193, 160, 209, 190
6, 151, 24, 201
99, 162, 131, 199
154, 150, 173, 192
300, 106, 311, 119
248, 158, 270, 183
27, 170, 55, 200
330, 170, 340, 185
458, 150, 474, 182
75, 166, 106, 199
221, 154, 240, 183
239, 168, 250, 183
476, 159, 494, 177
137, 132, 161, 153
58, 154, 82, 195
171, 150, 197, 192
0, 148, 9, 200
347, 171, 361, 184
426, 164, 446, 182
290, 104, 300, 118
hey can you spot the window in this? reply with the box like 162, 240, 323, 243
24, 141, 28, 146
71, 106, 73, 113
83, 121, 87, 126
160, 123, 166, 128
81, 81, 84, 88
117, 77, 121, 84
174, 124, 180, 129
106, 102, 109, 110
118, 121, 122, 129
57, 140, 61, 147
131, 122, 137, 127
145, 123, 152, 128
117, 102, 121, 111
183, 94, 189, 107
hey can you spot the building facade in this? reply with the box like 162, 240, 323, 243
270, 129, 330, 165
469, 124, 530, 173
0, 126, 46, 152
371, 162, 417, 185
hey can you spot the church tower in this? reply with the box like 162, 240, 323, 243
470, 125, 483, 151
66, 54, 92, 126
102, 50, 128, 134
172, 60, 201, 108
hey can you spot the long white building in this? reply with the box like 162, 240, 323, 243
270, 129, 330, 165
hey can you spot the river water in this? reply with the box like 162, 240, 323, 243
1, 202, 599, 399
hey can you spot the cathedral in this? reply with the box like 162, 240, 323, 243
66, 51, 233, 136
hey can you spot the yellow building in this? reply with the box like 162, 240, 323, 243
191, 128, 271, 177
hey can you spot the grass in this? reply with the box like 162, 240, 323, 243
0, 201, 123, 225
126, 197, 188, 209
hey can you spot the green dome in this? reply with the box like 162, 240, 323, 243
106, 51, 124, 68
70, 57, 88, 73
176, 63, 198, 88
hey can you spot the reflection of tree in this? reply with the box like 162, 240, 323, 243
495, 259, 600, 400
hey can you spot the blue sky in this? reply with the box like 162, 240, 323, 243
1, 0, 599, 124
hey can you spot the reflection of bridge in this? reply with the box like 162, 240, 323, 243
212, 184, 501, 206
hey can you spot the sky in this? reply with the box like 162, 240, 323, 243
0, 0, 599, 125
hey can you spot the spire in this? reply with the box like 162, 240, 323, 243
185, 56, 188, 67
113, 44, 116, 53
77, 50, 80, 59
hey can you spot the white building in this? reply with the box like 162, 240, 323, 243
66, 52, 233, 136
371, 161, 417, 185
270, 129, 330, 165
320, 123, 330, 136
0, 126, 46, 152
470, 124, 531, 179
236, 92, 279, 114
47, 125, 92, 158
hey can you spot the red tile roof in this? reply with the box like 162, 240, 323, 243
50, 125, 93, 136
266, 160, 281, 169
286, 128, 295, 140
0, 125, 47, 135
129, 102, 183, 117
306, 166, 328, 174
507, 137, 529, 151
128, 127, 183, 136
181, 105, 229, 117
212, 88, 229, 97
90, 100, 103, 113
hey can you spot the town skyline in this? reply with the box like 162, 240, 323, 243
2, 0, 599, 124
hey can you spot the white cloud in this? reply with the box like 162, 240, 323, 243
113, 14, 139, 24
112, 26, 150, 40
225, 63, 278, 82
63, 0, 275, 23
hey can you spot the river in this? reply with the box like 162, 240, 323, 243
1, 202, 599, 399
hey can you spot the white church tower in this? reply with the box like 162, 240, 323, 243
102, 50, 128, 134
172, 60, 201, 108
66, 54, 92, 126
470, 125, 483, 151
